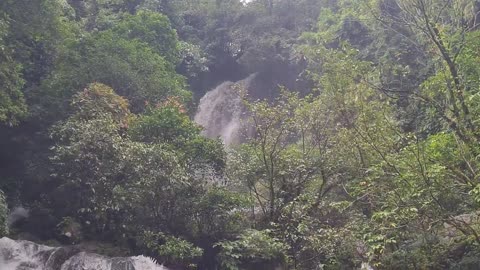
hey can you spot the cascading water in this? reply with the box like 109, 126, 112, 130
0, 237, 167, 270
194, 74, 257, 145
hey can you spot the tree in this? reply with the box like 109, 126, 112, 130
39, 28, 188, 116
374, 0, 480, 144
49, 83, 133, 236
0, 0, 74, 87
49, 83, 246, 269
0, 0, 74, 125
228, 92, 299, 223
112, 11, 181, 64
296, 1, 480, 267
129, 100, 226, 171
216, 229, 288, 270
0, 17, 26, 126
4, 0, 480, 269
0, 190, 7, 237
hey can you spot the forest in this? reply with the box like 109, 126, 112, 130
1, 0, 480, 269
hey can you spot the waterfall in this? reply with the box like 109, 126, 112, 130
0, 237, 167, 270
194, 74, 257, 145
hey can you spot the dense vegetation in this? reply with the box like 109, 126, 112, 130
1, 0, 480, 269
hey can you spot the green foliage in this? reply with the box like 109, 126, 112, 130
70, 83, 131, 124
112, 11, 180, 64
140, 231, 203, 266
41, 29, 188, 114
129, 101, 226, 171
0, 190, 7, 237
4, 0, 480, 269
0, 17, 26, 125
192, 187, 251, 239
129, 101, 200, 145
50, 108, 130, 231
177, 41, 210, 81
50, 83, 180, 235
49, 83, 242, 268
56, 216, 83, 244
216, 229, 288, 270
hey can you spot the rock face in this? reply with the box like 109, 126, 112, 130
0, 237, 167, 270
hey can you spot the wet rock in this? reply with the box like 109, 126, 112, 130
0, 237, 168, 270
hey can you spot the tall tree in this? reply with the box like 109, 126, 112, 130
0, 17, 26, 126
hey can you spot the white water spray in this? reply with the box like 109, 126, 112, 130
7, 207, 29, 227
0, 237, 168, 270
194, 74, 256, 145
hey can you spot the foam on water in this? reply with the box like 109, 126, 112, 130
0, 237, 168, 270
0, 237, 57, 270
132, 256, 167, 270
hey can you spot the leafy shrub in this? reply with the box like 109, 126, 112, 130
216, 229, 288, 270
140, 230, 203, 268
0, 190, 8, 236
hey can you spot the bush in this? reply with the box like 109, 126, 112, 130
139, 230, 203, 269
0, 190, 8, 236
216, 229, 288, 270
